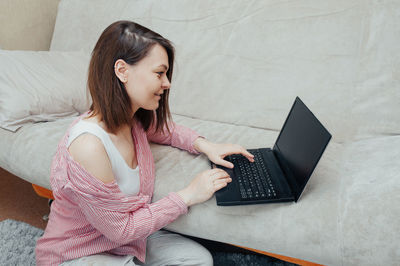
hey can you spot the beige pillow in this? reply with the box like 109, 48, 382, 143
0, 50, 91, 132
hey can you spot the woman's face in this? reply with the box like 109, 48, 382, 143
114, 44, 171, 113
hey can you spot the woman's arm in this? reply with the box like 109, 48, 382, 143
76, 191, 188, 245
146, 119, 255, 168
146, 120, 203, 155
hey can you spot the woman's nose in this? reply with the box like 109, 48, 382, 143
162, 77, 171, 89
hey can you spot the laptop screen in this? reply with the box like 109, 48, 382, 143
273, 97, 331, 201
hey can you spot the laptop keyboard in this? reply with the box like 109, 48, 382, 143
228, 150, 277, 200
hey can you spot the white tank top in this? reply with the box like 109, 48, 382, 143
67, 119, 140, 196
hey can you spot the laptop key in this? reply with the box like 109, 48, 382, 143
238, 181, 247, 199
252, 152, 278, 198
229, 153, 276, 200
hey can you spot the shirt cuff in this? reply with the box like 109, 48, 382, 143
168, 192, 189, 215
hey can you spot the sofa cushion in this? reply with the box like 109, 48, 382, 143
49, 0, 400, 143
0, 50, 91, 132
336, 135, 400, 264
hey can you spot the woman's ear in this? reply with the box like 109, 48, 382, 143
114, 59, 129, 83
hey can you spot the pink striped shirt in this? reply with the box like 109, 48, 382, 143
35, 111, 202, 266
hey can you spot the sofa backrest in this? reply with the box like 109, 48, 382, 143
50, 0, 400, 143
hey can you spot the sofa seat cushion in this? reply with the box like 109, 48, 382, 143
335, 135, 400, 264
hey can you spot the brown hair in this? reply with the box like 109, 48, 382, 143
87, 20, 174, 134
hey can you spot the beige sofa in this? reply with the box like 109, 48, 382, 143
1, 0, 399, 265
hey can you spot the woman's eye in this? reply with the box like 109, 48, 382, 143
156, 72, 164, 77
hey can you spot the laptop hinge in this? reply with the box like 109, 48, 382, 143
272, 144, 301, 201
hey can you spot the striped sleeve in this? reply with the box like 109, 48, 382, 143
146, 120, 203, 155
75, 192, 188, 245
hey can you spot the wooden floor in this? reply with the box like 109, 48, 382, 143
0, 167, 49, 230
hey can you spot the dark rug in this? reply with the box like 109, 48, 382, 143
0, 219, 43, 266
0, 219, 297, 266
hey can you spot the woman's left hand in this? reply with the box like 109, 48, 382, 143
194, 137, 254, 168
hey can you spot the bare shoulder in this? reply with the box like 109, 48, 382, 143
68, 133, 115, 184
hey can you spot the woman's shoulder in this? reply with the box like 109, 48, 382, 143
68, 132, 116, 184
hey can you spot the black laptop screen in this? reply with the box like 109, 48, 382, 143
274, 97, 331, 200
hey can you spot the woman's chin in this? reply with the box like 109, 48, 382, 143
142, 102, 159, 111
135, 97, 161, 111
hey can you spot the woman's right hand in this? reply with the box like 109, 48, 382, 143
177, 169, 232, 207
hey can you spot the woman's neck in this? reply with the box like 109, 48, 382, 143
84, 111, 133, 137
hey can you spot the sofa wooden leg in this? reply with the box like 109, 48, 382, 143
31, 185, 54, 221
32, 184, 54, 200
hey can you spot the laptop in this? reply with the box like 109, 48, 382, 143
210, 97, 332, 206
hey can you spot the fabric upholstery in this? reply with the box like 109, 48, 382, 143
0, 50, 91, 132
49, 0, 400, 143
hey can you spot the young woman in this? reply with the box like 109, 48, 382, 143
35, 20, 254, 266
